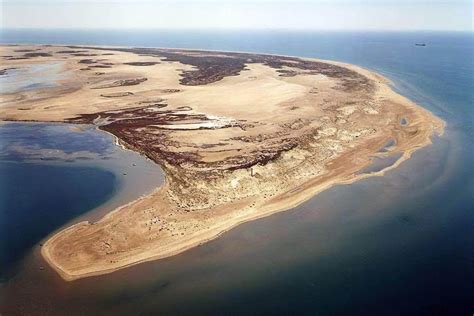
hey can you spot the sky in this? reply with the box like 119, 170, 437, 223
1, 0, 473, 31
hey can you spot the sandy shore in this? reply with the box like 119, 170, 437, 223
0, 44, 444, 281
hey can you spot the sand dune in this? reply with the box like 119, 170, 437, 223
0, 45, 444, 280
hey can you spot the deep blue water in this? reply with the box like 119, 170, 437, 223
0, 122, 164, 282
0, 123, 118, 278
0, 30, 472, 315
0, 162, 116, 275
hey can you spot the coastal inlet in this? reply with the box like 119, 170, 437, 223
0, 122, 164, 280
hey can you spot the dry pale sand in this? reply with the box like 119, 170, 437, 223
0, 45, 444, 281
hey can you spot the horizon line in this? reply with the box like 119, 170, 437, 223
1, 28, 473, 33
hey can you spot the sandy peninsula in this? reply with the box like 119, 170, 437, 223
0, 44, 444, 281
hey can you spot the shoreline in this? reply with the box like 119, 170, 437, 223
0, 119, 165, 233
41, 70, 444, 281
0, 45, 444, 281
42, 133, 443, 282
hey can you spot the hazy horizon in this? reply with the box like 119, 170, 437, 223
1, 0, 472, 32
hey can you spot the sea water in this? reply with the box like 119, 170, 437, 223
0, 30, 472, 315
0, 122, 164, 280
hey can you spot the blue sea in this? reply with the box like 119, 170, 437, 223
0, 122, 164, 280
0, 30, 473, 315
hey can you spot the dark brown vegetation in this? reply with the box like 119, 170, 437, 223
66, 45, 373, 92
0, 67, 15, 75
14, 49, 39, 52
23, 52, 53, 57
71, 53, 99, 57
124, 61, 160, 66
91, 78, 147, 89
56, 50, 88, 54
90, 64, 113, 68
58, 46, 377, 173
100, 92, 134, 98
78, 59, 97, 64
35, 45, 381, 176
68, 102, 301, 173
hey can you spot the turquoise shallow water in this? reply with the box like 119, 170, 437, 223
0, 30, 472, 315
